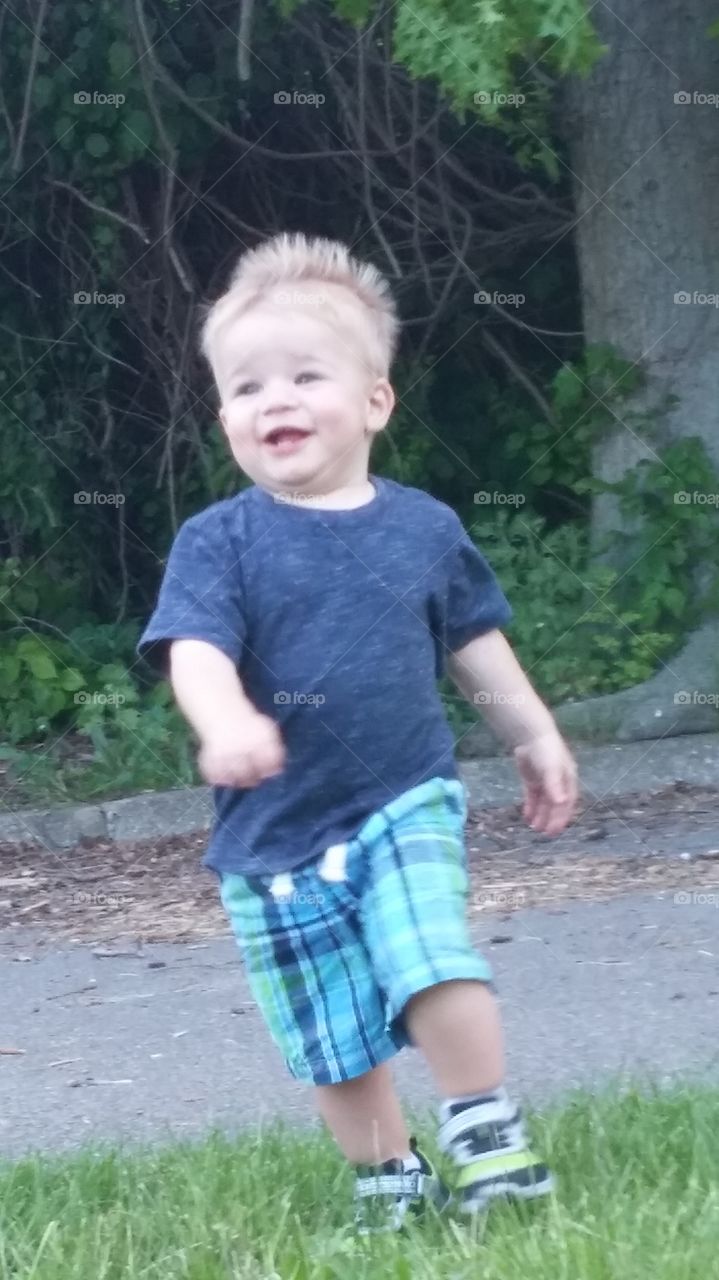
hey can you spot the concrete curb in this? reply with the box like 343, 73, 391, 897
1, 732, 717, 852
0, 786, 214, 851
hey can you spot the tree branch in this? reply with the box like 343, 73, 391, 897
46, 180, 151, 243
238, 0, 254, 82
12, 0, 48, 173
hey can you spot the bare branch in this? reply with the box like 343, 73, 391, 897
238, 0, 254, 82
46, 180, 151, 243
12, 0, 48, 173
0, 6, 16, 152
481, 330, 557, 423
0, 260, 42, 299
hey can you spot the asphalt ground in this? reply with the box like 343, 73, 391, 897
2, 889, 718, 1159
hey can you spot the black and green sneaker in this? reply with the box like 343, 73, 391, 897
353, 1135, 452, 1235
438, 1089, 554, 1215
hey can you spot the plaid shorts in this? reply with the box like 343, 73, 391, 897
218, 777, 494, 1085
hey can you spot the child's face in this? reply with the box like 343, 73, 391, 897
215, 296, 394, 496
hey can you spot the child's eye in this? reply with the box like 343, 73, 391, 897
233, 372, 319, 395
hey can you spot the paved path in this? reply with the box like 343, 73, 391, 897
2, 889, 718, 1160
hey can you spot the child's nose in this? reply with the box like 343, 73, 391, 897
261, 378, 301, 412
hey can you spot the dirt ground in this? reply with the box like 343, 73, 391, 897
1, 782, 718, 948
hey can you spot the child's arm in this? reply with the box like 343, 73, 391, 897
446, 629, 578, 835
170, 639, 259, 738
170, 639, 285, 788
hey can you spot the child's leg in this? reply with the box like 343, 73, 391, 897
404, 980, 553, 1210
219, 862, 448, 1230
316, 1060, 452, 1233
362, 780, 554, 1210
314, 1060, 412, 1164
403, 978, 504, 1094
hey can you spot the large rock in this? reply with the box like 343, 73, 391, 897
457, 621, 719, 756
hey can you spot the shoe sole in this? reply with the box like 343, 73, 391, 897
456, 1171, 555, 1214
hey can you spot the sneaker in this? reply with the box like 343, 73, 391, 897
438, 1090, 554, 1214
353, 1135, 452, 1235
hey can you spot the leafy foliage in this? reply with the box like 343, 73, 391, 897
441, 506, 679, 738
506, 345, 645, 493
391, 0, 603, 116
578, 439, 719, 629
1, 2, 715, 806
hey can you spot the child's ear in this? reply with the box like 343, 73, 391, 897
366, 378, 395, 433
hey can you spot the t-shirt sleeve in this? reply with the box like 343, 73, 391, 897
135, 515, 246, 677
442, 518, 513, 653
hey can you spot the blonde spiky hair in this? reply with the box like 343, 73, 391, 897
199, 231, 400, 391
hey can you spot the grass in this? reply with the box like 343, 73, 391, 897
0, 717, 197, 812
0, 1083, 717, 1278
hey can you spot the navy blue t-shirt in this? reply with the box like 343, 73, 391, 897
136, 476, 513, 876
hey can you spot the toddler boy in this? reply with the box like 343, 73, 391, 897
137, 231, 579, 1234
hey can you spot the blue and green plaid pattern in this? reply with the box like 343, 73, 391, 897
219, 777, 494, 1084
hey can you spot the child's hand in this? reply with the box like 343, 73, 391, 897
513, 732, 579, 836
197, 714, 286, 788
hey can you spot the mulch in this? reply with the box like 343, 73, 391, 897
1, 782, 718, 947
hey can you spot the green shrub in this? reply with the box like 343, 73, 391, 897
440, 507, 677, 737
0, 633, 86, 743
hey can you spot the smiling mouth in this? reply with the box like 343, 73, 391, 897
263, 427, 312, 449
